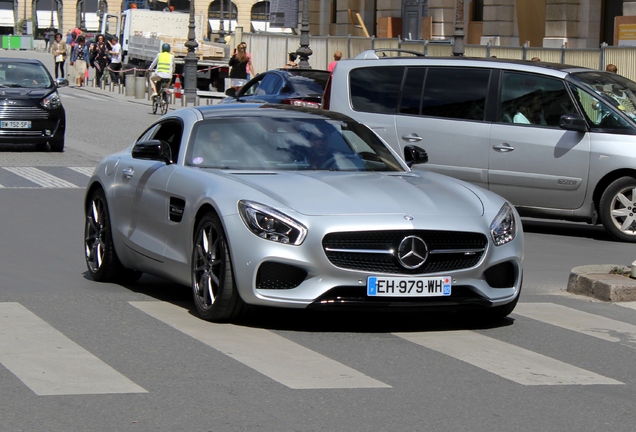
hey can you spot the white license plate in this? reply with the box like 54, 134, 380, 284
1, 121, 31, 129
367, 276, 451, 297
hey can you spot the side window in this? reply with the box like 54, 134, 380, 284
569, 84, 634, 130
499, 72, 575, 127
420, 67, 490, 121
242, 76, 264, 96
149, 120, 184, 163
257, 74, 283, 95
399, 67, 426, 115
136, 124, 160, 143
350, 66, 404, 114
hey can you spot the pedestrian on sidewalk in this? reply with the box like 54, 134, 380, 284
51, 33, 67, 79
43, 28, 51, 52
108, 37, 122, 85
70, 35, 90, 87
90, 34, 110, 85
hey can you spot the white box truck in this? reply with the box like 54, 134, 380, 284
101, 9, 230, 91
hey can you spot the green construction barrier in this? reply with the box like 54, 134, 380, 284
2, 36, 33, 50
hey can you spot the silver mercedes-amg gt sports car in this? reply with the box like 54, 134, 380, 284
84, 104, 523, 322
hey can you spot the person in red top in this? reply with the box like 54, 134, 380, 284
328, 50, 342, 73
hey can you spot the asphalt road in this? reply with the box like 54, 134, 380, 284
1, 48, 636, 432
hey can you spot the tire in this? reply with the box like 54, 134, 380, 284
84, 188, 142, 283
49, 138, 64, 152
462, 284, 521, 324
152, 97, 159, 114
600, 176, 636, 242
191, 213, 244, 322
160, 93, 168, 115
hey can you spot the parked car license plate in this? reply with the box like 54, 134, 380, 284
367, 276, 451, 297
1, 121, 31, 129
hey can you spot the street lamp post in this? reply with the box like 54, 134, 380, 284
183, 0, 199, 101
295, 0, 312, 68
217, 0, 226, 43
452, 0, 464, 56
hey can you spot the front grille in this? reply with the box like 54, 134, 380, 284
484, 261, 516, 288
0, 130, 43, 136
323, 230, 487, 274
0, 106, 49, 120
256, 262, 307, 290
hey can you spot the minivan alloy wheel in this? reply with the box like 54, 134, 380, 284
600, 176, 636, 241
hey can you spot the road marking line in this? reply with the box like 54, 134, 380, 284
394, 330, 622, 386
514, 303, 636, 347
0, 303, 147, 395
4, 167, 79, 188
617, 302, 636, 311
69, 166, 95, 176
130, 301, 391, 390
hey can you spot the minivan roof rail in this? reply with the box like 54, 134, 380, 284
354, 49, 426, 59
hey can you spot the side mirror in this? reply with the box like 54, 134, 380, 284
132, 139, 173, 164
225, 87, 236, 97
55, 78, 69, 88
559, 113, 587, 132
404, 145, 428, 168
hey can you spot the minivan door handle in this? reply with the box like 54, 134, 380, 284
402, 134, 423, 142
493, 143, 515, 152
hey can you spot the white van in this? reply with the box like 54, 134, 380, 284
323, 50, 636, 242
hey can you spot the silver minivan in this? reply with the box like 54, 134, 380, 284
323, 50, 636, 242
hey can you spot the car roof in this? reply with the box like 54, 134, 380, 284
0, 57, 45, 66
342, 51, 594, 79
196, 103, 355, 121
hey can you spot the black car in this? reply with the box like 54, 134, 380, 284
222, 68, 330, 108
0, 58, 68, 152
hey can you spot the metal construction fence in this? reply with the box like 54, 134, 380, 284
229, 31, 636, 82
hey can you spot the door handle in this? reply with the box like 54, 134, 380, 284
493, 143, 515, 152
401, 134, 423, 142
122, 167, 134, 178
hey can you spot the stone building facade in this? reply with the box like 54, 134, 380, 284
5, 0, 636, 48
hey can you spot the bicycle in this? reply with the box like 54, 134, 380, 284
152, 78, 171, 115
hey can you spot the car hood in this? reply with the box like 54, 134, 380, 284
224, 171, 484, 217
0, 88, 53, 100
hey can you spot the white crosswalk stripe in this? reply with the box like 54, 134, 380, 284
514, 302, 636, 347
69, 166, 96, 176
0, 166, 94, 188
4, 167, 79, 188
1, 300, 634, 394
394, 330, 622, 386
0, 303, 147, 396
130, 301, 391, 390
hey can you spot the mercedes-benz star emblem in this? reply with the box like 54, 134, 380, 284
397, 236, 428, 269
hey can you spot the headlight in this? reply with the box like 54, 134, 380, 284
40, 92, 62, 110
490, 203, 517, 246
238, 200, 307, 245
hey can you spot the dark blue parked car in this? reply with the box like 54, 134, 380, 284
222, 68, 330, 108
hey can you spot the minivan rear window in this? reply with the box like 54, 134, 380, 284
350, 66, 404, 114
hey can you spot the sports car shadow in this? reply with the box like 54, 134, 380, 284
117, 274, 514, 333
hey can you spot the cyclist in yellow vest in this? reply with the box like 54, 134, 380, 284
149, 43, 175, 97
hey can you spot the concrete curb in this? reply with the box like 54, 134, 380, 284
567, 265, 636, 302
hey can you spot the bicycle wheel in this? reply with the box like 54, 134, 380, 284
152, 96, 159, 114
160, 92, 169, 115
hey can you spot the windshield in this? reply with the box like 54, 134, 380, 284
188, 117, 405, 172
0, 62, 53, 88
572, 71, 636, 121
